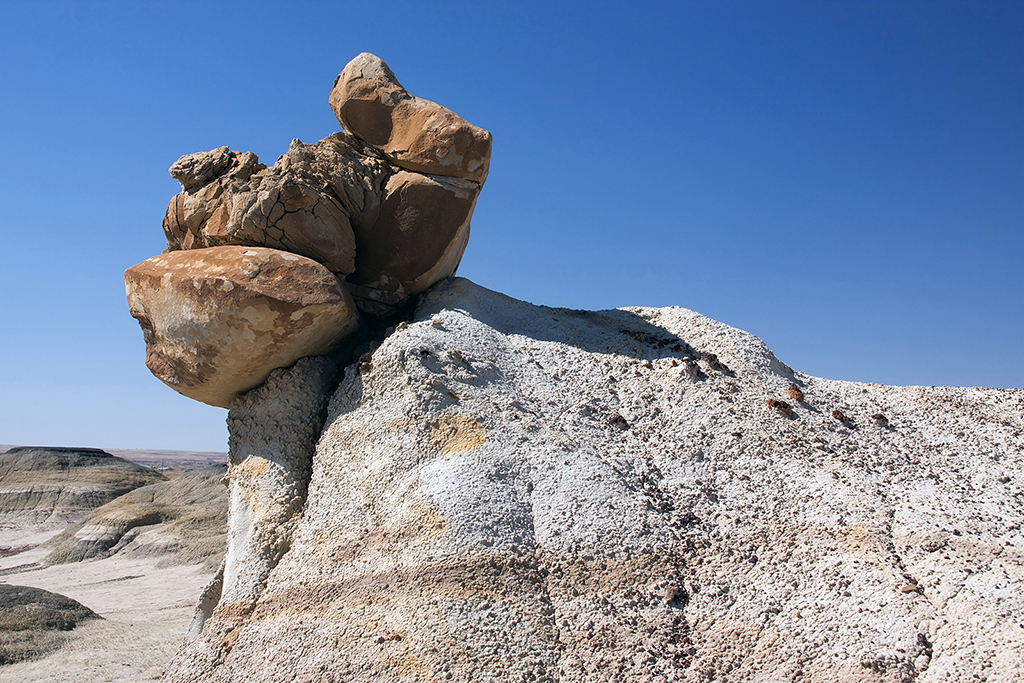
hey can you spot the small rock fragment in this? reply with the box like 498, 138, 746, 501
767, 398, 793, 417
832, 409, 852, 424
664, 585, 688, 606
700, 351, 730, 373
681, 357, 702, 380
786, 383, 805, 403
870, 412, 889, 426
358, 352, 374, 374
607, 414, 630, 430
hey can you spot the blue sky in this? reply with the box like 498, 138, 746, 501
1, 1, 1021, 452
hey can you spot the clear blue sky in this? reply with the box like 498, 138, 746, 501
1, 1, 1021, 452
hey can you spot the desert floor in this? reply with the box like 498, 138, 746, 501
0, 542, 213, 682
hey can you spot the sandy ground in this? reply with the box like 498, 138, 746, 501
0, 543, 212, 682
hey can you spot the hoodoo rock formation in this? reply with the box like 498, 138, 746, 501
126, 52, 491, 407
126, 56, 1023, 682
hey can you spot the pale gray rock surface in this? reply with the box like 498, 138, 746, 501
166, 278, 1024, 683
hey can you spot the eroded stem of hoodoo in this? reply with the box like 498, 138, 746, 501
223, 356, 339, 610
132, 52, 1024, 683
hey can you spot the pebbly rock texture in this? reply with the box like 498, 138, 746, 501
330, 52, 492, 183
165, 278, 1024, 683
125, 246, 358, 408
130, 53, 491, 404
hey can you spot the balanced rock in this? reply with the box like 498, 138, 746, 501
124, 246, 358, 408
159, 54, 493, 315
330, 52, 492, 184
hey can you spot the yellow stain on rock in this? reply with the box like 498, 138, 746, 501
232, 455, 271, 479
429, 415, 486, 453
841, 525, 881, 556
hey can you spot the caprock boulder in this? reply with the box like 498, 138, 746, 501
126, 52, 492, 409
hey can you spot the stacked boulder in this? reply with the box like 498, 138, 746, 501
125, 53, 491, 408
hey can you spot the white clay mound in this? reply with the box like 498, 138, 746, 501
166, 277, 1023, 683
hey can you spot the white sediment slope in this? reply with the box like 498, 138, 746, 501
166, 277, 1023, 682
0, 551, 213, 683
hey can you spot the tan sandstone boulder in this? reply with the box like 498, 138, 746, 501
347, 170, 478, 314
162, 133, 392, 275
124, 246, 358, 408
329, 52, 492, 184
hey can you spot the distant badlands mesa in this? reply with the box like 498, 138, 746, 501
1, 54, 1021, 682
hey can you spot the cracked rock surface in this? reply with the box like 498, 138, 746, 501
158, 52, 489, 314
166, 278, 1024, 683
162, 134, 390, 276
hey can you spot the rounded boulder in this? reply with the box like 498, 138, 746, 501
330, 53, 492, 184
124, 246, 358, 408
